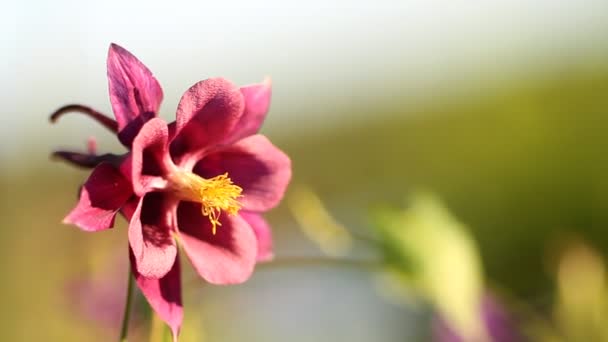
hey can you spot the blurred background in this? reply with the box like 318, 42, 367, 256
4, 0, 608, 341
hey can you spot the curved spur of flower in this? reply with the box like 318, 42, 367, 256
50, 43, 163, 168
52, 44, 290, 340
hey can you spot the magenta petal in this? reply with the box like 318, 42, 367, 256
130, 249, 182, 340
128, 193, 178, 279
131, 118, 173, 196
194, 134, 291, 212
171, 78, 245, 167
120, 195, 140, 221
107, 43, 163, 145
177, 202, 257, 284
226, 78, 272, 142
64, 163, 132, 231
240, 211, 274, 262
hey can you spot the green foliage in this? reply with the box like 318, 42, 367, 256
286, 63, 608, 296
372, 193, 485, 340
527, 241, 608, 342
4, 55, 608, 341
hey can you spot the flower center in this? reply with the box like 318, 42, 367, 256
168, 171, 243, 234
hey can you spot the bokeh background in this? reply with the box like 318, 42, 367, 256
4, 0, 608, 341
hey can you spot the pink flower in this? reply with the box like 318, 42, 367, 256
64, 255, 132, 332
51, 43, 291, 338
432, 293, 522, 342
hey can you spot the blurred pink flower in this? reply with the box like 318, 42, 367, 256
65, 275, 125, 331
432, 293, 522, 342
64, 256, 130, 331
51, 43, 291, 339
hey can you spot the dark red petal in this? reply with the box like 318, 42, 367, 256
128, 192, 178, 279
240, 211, 274, 262
130, 249, 182, 340
194, 134, 291, 212
120, 196, 140, 220
176, 202, 257, 284
63, 163, 133, 231
131, 118, 174, 196
107, 43, 163, 145
170, 78, 245, 168
117, 111, 156, 147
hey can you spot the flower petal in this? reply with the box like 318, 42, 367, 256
240, 211, 274, 262
194, 134, 291, 212
226, 78, 272, 142
107, 43, 163, 145
120, 196, 140, 220
130, 249, 183, 340
170, 78, 245, 168
176, 202, 257, 284
128, 192, 178, 279
63, 163, 132, 231
131, 118, 174, 196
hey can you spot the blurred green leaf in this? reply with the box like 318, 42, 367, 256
287, 185, 354, 256
551, 242, 608, 342
372, 192, 485, 340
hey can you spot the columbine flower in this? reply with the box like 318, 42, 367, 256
51, 43, 291, 338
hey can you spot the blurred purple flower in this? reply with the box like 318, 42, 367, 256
64, 258, 129, 331
433, 294, 523, 342
51, 43, 291, 339
66, 277, 124, 330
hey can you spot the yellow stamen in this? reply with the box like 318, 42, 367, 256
168, 171, 242, 234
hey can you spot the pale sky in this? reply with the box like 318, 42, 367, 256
3, 0, 608, 162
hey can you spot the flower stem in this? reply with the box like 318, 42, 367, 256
119, 264, 135, 342
185, 257, 382, 290
258, 256, 382, 270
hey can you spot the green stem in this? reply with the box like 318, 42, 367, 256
119, 264, 135, 342
185, 257, 382, 289
257, 256, 382, 270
